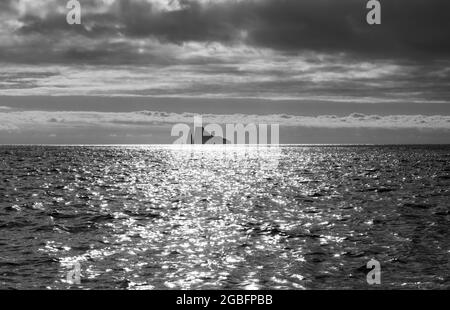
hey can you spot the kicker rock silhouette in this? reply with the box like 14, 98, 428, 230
189, 127, 230, 144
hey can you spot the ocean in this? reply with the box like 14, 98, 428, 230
0, 145, 449, 289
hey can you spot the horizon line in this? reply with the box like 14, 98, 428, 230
1, 143, 449, 147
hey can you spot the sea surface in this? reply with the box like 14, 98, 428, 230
0, 145, 449, 290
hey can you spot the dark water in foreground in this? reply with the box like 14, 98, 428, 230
0, 145, 449, 290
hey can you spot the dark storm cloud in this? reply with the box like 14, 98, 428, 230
242, 0, 450, 59
15, 0, 242, 44
119, 0, 240, 43
1, 0, 449, 106
9, 0, 450, 61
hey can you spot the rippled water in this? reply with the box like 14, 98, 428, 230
0, 145, 449, 290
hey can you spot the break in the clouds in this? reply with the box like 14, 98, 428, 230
1, 109, 450, 130
4, 0, 450, 60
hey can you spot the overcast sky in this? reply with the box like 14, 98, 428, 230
0, 0, 449, 144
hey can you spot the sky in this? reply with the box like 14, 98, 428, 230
0, 0, 449, 144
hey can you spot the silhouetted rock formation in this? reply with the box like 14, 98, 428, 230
189, 127, 229, 144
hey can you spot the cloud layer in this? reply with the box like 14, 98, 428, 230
1, 109, 449, 132
3, 0, 450, 62
1, 108, 449, 144
0, 0, 449, 103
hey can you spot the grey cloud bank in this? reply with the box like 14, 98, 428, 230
1, 109, 449, 130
